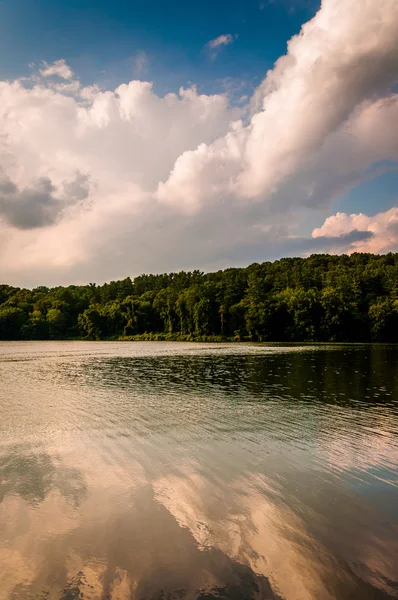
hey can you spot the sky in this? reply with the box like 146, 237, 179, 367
0, 0, 397, 287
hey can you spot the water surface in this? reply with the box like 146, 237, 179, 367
0, 341, 397, 599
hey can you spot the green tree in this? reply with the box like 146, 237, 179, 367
369, 298, 398, 342
1, 252, 398, 342
22, 310, 49, 340
47, 308, 67, 339
0, 307, 27, 339
153, 288, 178, 334
78, 308, 103, 340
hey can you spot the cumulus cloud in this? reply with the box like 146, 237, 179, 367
39, 59, 74, 80
0, 0, 398, 286
160, 0, 398, 207
312, 207, 398, 254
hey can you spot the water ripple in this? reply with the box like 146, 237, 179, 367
0, 341, 397, 599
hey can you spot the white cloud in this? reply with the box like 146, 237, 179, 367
0, 0, 398, 287
39, 59, 74, 80
312, 207, 398, 254
160, 0, 398, 208
207, 34, 234, 49
206, 34, 236, 60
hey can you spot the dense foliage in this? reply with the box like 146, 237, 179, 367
1, 253, 398, 342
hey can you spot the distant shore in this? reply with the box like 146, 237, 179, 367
2, 253, 398, 343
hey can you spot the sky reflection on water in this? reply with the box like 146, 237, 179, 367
0, 342, 397, 599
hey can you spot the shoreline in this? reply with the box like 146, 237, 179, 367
2, 337, 396, 346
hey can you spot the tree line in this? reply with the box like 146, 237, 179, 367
1, 253, 398, 342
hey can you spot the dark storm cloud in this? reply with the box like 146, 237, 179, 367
0, 173, 90, 230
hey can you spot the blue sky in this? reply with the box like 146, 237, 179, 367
1, 0, 319, 97
0, 0, 397, 285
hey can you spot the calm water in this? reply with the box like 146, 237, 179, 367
0, 342, 397, 600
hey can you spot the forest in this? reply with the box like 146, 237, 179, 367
1, 253, 398, 342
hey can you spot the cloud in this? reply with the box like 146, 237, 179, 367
206, 34, 236, 60
39, 59, 74, 80
160, 0, 398, 208
133, 51, 149, 76
0, 0, 398, 286
0, 176, 60, 229
312, 207, 398, 254
0, 173, 90, 229
207, 34, 234, 50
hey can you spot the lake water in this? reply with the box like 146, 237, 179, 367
0, 341, 397, 600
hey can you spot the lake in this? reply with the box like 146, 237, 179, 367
0, 341, 397, 600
